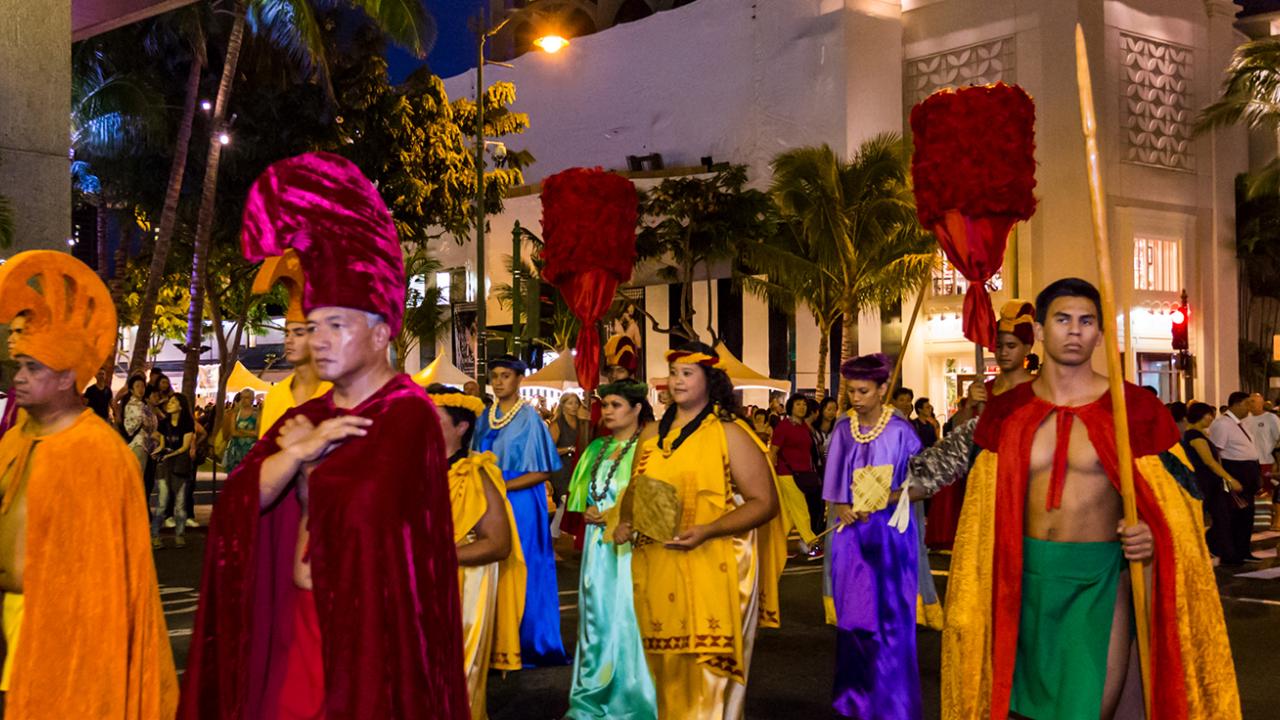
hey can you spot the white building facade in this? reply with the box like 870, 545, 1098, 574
435, 0, 1249, 411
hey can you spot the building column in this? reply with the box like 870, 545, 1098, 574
0, 0, 71, 253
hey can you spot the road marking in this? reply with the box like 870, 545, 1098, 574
168, 628, 193, 638
1223, 596, 1280, 607
160, 587, 195, 595
165, 604, 199, 616
560, 604, 578, 611
1234, 566, 1280, 580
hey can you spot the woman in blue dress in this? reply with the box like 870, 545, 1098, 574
564, 381, 657, 719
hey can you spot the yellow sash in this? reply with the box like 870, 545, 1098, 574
448, 451, 527, 671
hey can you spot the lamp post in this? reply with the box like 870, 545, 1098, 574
473, 2, 568, 394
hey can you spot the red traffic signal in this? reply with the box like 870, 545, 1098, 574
1171, 304, 1189, 350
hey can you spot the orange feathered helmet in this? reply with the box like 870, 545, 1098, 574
0, 251, 117, 390
251, 248, 307, 324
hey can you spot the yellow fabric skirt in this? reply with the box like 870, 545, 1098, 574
459, 562, 499, 720
641, 532, 759, 720
2, 592, 23, 692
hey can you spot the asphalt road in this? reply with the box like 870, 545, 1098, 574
158, 479, 1280, 719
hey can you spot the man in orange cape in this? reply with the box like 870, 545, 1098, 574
0, 250, 177, 718
942, 278, 1239, 719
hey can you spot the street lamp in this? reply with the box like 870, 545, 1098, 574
473, 0, 568, 394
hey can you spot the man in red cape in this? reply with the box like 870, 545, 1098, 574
179, 152, 468, 719
942, 278, 1238, 719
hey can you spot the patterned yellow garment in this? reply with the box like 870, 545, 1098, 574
942, 447, 1241, 720
258, 373, 332, 439
448, 450, 527, 718
628, 414, 789, 718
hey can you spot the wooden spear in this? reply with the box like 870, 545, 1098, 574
1074, 24, 1153, 713
887, 281, 930, 394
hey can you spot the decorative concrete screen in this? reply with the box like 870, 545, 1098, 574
1119, 32, 1194, 172
903, 36, 1017, 113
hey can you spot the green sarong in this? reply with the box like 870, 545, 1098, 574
1010, 537, 1125, 720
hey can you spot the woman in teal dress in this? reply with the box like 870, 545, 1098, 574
221, 388, 259, 472
565, 381, 657, 720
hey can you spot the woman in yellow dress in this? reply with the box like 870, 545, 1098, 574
612, 342, 786, 719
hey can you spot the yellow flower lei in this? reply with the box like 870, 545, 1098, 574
848, 405, 893, 444
427, 392, 485, 416
487, 396, 528, 431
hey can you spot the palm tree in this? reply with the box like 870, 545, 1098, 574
128, 6, 207, 375
1196, 38, 1280, 198
765, 138, 936, 405
70, 42, 164, 280
740, 220, 844, 398
179, 0, 438, 398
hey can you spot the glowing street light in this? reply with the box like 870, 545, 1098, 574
200, 100, 212, 112
472, 0, 568, 393
533, 34, 569, 54
217, 132, 231, 145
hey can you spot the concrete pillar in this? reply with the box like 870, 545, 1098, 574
0, 0, 71, 252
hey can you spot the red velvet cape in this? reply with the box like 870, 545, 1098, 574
179, 374, 468, 719
973, 381, 1188, 720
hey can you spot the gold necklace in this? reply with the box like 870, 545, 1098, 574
488, 397, 527, 431
848, 406, 893, 444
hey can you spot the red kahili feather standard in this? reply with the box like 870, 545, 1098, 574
540, 168, 638, 390
910, 82, 1037, 349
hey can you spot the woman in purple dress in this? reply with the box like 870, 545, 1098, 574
822, 353, 923, 719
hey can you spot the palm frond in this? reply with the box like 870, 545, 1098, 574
1195, 38, 1280, 135
347, 0, 437, 58
247, 0, 329, 83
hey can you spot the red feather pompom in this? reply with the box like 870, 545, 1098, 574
540, 168, 638, 286
909, 82, 1037, 228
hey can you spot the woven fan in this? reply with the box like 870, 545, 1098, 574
851, 464, 894, 514
631, 473, 682, 542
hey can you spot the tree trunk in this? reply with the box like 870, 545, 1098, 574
182, 1, 246, 401
837, 303, 858, 411
131, 48, 203, 376
815, 324, 830, 399
95, 201, 109, 281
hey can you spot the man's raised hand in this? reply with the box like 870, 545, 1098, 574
279, 415, 373, 465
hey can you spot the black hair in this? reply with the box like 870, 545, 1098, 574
1227, 391, 1250, 408
784, 393, 810, 416
426, 383, 478, 449
891, 387, 914, 402
914, 397, 931, 413
1186, 401, 1216, 425
1167, 401, 1187, 423
1025, 353, 1041, 372
1142, 385, 1160, 396
597, 382, 655, 425
166, 393, 194, 427
1034, 277, 1104, 331
127, 372, 146, 393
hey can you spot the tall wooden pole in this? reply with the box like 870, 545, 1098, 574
1074, 24, 1152, 714
888, 282, 929, 394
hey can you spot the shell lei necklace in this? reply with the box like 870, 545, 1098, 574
849, 405, 893, 444
488, 396, 527, 431
589, 429, 641, 504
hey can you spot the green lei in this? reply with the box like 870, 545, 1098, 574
566, 434, 641, 512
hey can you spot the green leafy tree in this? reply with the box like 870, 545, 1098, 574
635, 165, 775, 342
765, 139, 936, 404
180, 0, 438, 398
120, 257, 190, 359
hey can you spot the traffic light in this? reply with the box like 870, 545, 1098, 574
1171, 302, 1189, 351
